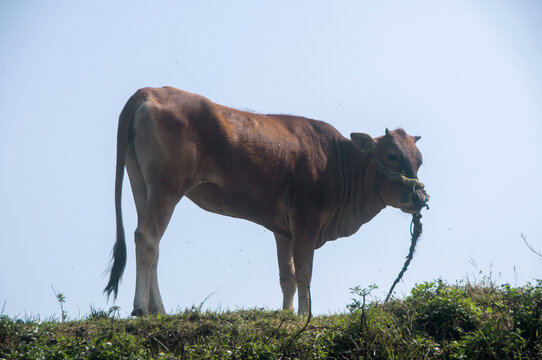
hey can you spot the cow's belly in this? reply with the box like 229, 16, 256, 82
185, 182, 289, 235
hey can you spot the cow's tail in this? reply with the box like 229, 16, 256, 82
104, 91, 142, 300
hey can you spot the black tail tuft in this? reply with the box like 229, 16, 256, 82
104, 229, 127, 300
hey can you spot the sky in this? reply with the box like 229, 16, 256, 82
1, 0, 541, 319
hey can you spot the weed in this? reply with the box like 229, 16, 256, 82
50, 286, 67, 323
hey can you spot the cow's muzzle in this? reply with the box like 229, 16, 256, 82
413, 187, 430, 210
375, 156, 429, 212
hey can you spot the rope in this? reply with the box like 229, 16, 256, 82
385, 212, 423, 302
373, 155, 428, 301
374, 156, 425, 190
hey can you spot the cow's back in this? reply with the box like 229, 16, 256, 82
129, 87, 346, 236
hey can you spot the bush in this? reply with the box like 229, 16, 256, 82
407, 280, 484, 341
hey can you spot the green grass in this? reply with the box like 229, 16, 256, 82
1, 280, 541, 359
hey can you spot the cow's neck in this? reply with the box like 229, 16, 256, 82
320, 140, 386, 243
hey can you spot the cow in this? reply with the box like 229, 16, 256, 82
104, 86, 429, 316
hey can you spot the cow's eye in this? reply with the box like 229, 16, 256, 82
387, 154, 398, 161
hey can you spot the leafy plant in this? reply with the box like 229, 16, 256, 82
407, 280, 483, 341
50, 286, 67, 323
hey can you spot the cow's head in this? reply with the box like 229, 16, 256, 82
351, 128, 429, 213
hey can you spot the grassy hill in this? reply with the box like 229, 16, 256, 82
1, 280, 541, 359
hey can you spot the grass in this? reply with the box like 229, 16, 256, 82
1, 279, 541, 359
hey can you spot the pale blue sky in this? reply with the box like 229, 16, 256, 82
1, 0, 541, 318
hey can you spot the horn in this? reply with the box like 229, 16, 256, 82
414, 136, 421, 142
385, 128, 391, 136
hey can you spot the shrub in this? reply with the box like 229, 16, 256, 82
406, 280, 484, 341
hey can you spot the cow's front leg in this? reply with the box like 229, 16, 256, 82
274, 233, 296, 311
292, 230, 317, 316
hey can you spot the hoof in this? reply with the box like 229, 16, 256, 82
131, 308, 145, 317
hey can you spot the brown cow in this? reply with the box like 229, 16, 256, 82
104, 86, 429, 315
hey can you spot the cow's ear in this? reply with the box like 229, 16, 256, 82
350, 132, 377, 153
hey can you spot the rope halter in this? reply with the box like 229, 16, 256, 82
374, 156, 429, 209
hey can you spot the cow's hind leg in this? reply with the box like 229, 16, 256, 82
132, 188, 179, 315
274, 234, 296, 311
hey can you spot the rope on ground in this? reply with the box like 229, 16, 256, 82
279, 285, 312, 358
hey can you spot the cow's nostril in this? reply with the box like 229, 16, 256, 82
413, 189, 430, 210
412, 189, 427, 203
